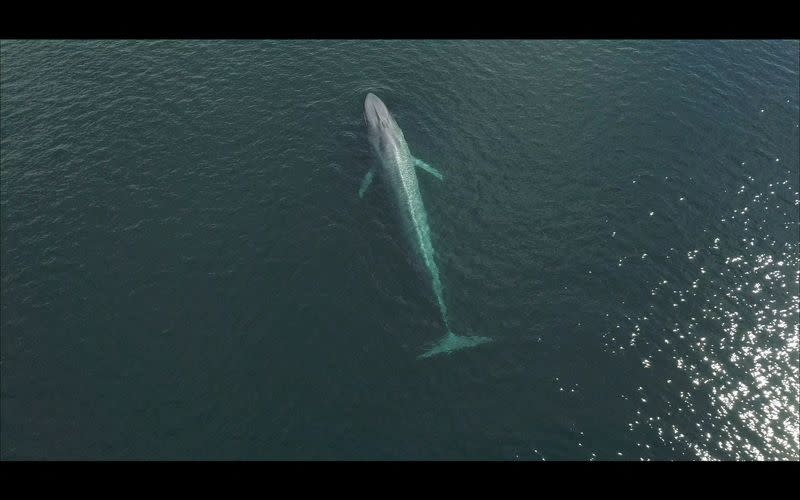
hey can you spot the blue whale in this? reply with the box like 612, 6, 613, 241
359, 93, 492, 359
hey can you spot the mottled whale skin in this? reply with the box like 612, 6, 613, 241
360, 93, 491, 359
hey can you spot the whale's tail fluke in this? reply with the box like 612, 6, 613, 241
418, 331, 493, 359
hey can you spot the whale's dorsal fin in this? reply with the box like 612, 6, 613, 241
413, 157, 444, 181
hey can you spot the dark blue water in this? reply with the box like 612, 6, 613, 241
1, 40, 798, 460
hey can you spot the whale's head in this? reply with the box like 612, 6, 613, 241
364, 93, 402, 155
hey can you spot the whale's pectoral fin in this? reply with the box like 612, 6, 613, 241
358, 168, 376, 199
413, 158, 444, 181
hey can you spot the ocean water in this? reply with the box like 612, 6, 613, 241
1, 40, 798, 460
